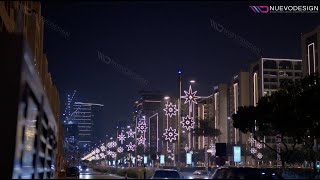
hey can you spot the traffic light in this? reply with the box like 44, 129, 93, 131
316, 161, 320, 170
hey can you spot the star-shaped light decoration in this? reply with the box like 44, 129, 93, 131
248, 137, 255, 146
126, 129, 135, 138
181, 85, 199, 105
257, 152, 263, 159
184, 144, 189, 152
95, 148, 100, 154
163, 102, 178, 118
110, 141, 117, 148
100, 153, 106, 159
163, 127, 178, 142
250, 147, 257, 154
137, 121, 148, 134
106, 150, 113, 156
117, 146, 124, 153
256, 142, 262, 149
111, 152, 117, 159
181, 115, 195, 130
137, 136, 146, 145
118, 132, 126, 144
100, 145, 106, 152
126, 142, 135, 151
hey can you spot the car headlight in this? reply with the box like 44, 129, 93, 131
86, 169, 89, 171
188, 177, 193, 179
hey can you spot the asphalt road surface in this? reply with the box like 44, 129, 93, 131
66, 168, 128, 179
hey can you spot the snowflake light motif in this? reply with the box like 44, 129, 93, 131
126, 142, 135, 151
118, 132, 126, 144
109, 141, 117, 148
95, 148, 100, 154
181, 85, 199, 105
126, 129, 135, 138
100, 145, 106, 152
163, 127, 178, 142
184, 144, 189, 152
107, 142, 113, 148
248, 137, 255, 146
181, 115, 195, 130
100, 153, 106, 159
257, 153, 263, 159
95, 154, 100, 160
117, 146, 124, 153
137, 121, 148, 133
111, 152, 116, 159
137, 136, 146, 145
163, 102, 178, 118
250, 148, 257, 154
256, 142, 262, 149
106, 150, 113, 156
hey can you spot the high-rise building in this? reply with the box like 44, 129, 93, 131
250, 57, 302, 105
213, 84, 229, 144
228, 71, 250, 146
301, 26, 320, 76
0, 1, 63, 176
133, 91, 164, 155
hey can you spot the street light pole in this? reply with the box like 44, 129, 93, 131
177, 70, 182, 171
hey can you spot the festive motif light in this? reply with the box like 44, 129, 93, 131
137, 136, 146, 145
117, 146, 124, 153
163, 127, 178, 142
190, 151, 193, 154
118, 132, 126, 144
126, 129, 135, 138
257, 152, 263, 159
100, 145, 106, 152
137, 121, 148, 133
126, 142, 135, 151
248, 137, 255, 146
111, 152, 117, 159
106, 150, 113, 156
256, 142, 262, 149
209, 144, 216, 156
184, 144, 189, 152
107, 142, 113, 148
95, 148, 100, 154
110, 141, 117, 148
137, 155, 143, 162
100, 153, 106, 159
163, 102, 178, 118
181, 85, 199, 105
250, 148, 257, 154
181, 115, 195, 130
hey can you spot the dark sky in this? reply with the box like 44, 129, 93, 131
41, 1, 320, 140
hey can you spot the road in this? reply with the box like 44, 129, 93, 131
65, 168, 128, 179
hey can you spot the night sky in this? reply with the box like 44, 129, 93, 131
41, 1, 320, 140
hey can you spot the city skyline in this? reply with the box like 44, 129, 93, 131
41, 1, 319, 141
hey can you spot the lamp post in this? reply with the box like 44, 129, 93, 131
177, 70, 182, 171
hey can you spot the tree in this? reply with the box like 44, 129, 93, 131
194, 118, 221, 145
233, 74, 320, 178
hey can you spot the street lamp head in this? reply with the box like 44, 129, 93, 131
190, 80, 196, 83
164, 96, 170, 100
178, 70, 182, 74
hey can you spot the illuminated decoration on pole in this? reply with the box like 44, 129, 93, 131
117, 146, 124, 153
163, 102, 178, 118
118, 132, 126, 144
100, 145, 106, 152
256, 142, 262, 149
163, 127, 178, 142
126, 142, 135, 151
95, 148, 100, 154
107, 142, 113, 148
250, 147, 257, 154
208, 143, 216, 156
126, 129, 135, 138
111, 152, 116, 159
181, 115, 195, 130
100, 153, 106, 159
137, 121, 148, 133
137, 136, 146, 145
95, 154, 100, 160
182, 85, 199, 105
257, 152, 263, 159
137, 155, 143, 162
109, 141, 117, 148
248, 137, 255, 146
184, 144, 189, 152
106, 150, 113, 156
